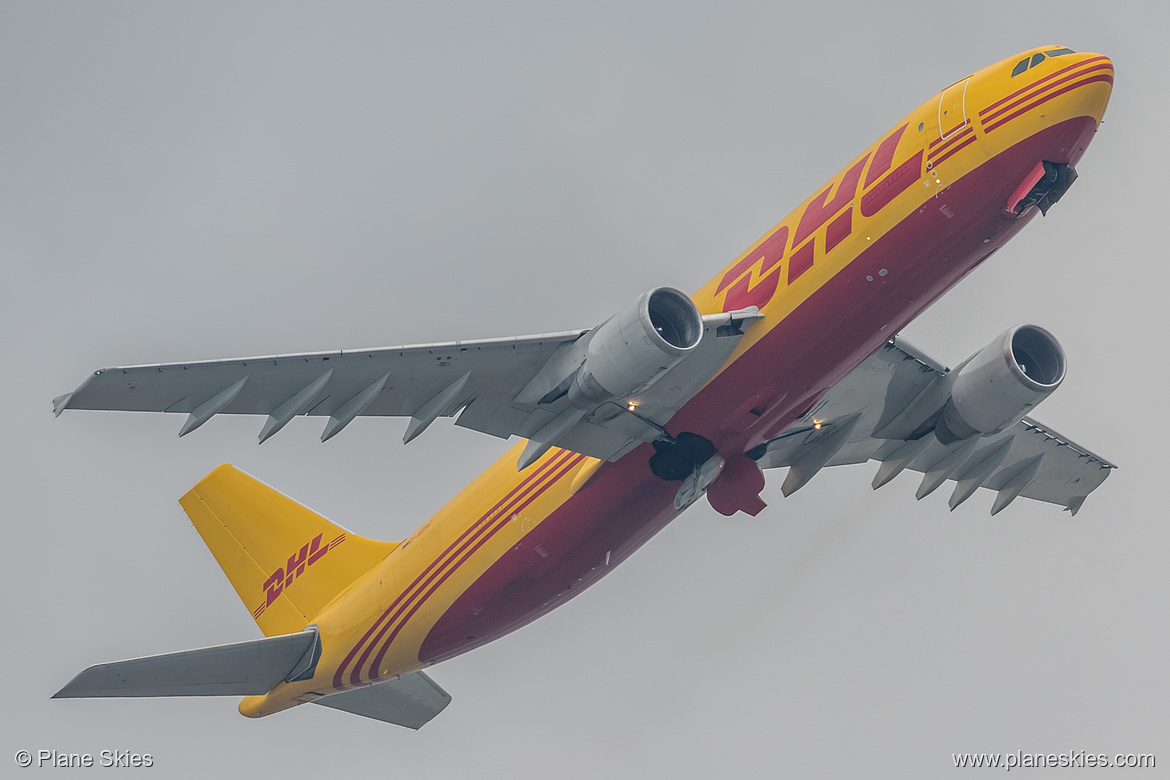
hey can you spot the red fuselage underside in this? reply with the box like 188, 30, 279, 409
420, 117, 1097, 663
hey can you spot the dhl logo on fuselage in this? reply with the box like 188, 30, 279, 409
716, 121, 920, 312
715, 52, 1114, 315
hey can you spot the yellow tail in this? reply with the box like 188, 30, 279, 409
179, 464, 398, 637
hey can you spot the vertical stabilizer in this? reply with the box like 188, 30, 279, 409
180, 464, 398, 637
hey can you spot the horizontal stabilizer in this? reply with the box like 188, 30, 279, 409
53, 630, 316, 699
312, 671, 452, 729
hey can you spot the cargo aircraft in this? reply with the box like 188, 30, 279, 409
53, 46, 1115, 728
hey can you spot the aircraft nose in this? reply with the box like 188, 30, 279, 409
978, 49, 1114, 137
1072, 52, 1114, 123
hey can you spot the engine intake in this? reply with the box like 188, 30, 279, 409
568, 287, 703, 408
935, 324, 1065, 444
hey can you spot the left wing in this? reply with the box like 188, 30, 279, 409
748, 335, 1114, 514
55, 329, 589, 441
54, 299, 763, 466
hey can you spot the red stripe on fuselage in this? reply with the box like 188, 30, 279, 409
929, 124, 975, 161
980, 62, 1114, 127
334, 449, 577, 689
980, 55, 1112, 117
350, 450, 578, 686
419, 116, 1099, 665
932, 133, 978, 168
365, 454, 586, 680
983, 74, 1114, 135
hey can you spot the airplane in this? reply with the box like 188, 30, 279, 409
52, 46, 1115, 728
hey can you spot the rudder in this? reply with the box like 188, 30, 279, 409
180, 464, 398, 637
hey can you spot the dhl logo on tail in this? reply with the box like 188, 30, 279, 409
254, 533, 347, 618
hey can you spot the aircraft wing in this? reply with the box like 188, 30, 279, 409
54, 308, 763, 464
748, 337, 1115, 514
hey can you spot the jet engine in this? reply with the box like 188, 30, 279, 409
567, 287, 703, 409
935, 325, 1065, 444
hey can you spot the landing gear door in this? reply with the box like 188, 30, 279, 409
938, 77, 971, 140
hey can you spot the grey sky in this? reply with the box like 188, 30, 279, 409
3, 2, 1166, 777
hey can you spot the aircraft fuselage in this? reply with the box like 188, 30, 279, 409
240, 47, 1113, 717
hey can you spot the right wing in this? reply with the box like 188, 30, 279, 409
748, 336, 1114, 514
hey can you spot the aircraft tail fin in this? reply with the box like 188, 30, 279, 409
179, 464, 398, 637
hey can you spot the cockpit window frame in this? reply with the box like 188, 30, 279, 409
1011, 48, 1078, 78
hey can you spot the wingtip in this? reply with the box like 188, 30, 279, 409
52, 392, 73, 418
51, 672, 85, 699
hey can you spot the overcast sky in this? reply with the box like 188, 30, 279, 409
3, 2, 1167, 777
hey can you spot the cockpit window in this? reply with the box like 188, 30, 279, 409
1012, 48, 1078, 77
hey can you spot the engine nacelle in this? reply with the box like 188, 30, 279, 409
568, 287, 703, 409
935, 324, 1065, 444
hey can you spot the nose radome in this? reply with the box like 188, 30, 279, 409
1070, 51, 1114, 123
